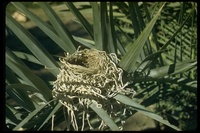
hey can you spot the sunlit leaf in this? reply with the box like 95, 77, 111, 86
119, 3, 165, 73
90, 2, 103, 50
11, 2, 72, 55
149, 60, 197, 78
6, 12, 59, 76
39, 2, 76, 54
90, 103, 120, 131
66, 2, 94, 40
114, 94, 181, 131
13, 102, 51, 130
6, 47, 52, 101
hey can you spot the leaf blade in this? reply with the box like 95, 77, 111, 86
90, 103, 120, 131
39, 2, 76, 54
66, 2, 94, 40
6, 47, 52, 101
114, 94, 181, 131
11, 2, 72, 54
6, 12, 59, 76
119, 3, 165, 73
91, 2, 103, 50
149, 60, 197, 78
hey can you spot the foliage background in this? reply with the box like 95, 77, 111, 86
5, 2, 197, 131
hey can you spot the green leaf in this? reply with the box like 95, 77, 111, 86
6, 66, 21, 84
6, 70, 36, 112
6, 105, 20, 125
114, 94, 181, 131
13, 51, 42, 65
143, 2, 161, 51
90, 2, 103, 50
11, 2, 72, 55
13, 102, 51, 130
37, 103, 62, 130
66, 2, 94, 40
94, 2, 117, 54
100, 2, 109, 52
119, 3, 165, 73
149, 60, 197, 78
73, 35, 95, 49
128, 2, 141, 37
6, 87, 36, 112
90, 103, 120, 131
6, 12, 59, 76
6, 84, 39, 93
39, 2, 76, 54
136, 49, 166, 73
139, 8, 195, 73
107, 2, 117, 54
6, 47, 52, 101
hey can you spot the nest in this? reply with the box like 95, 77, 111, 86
52, 48, 135, 130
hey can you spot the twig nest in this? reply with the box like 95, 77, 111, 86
52, 48, 135, 130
